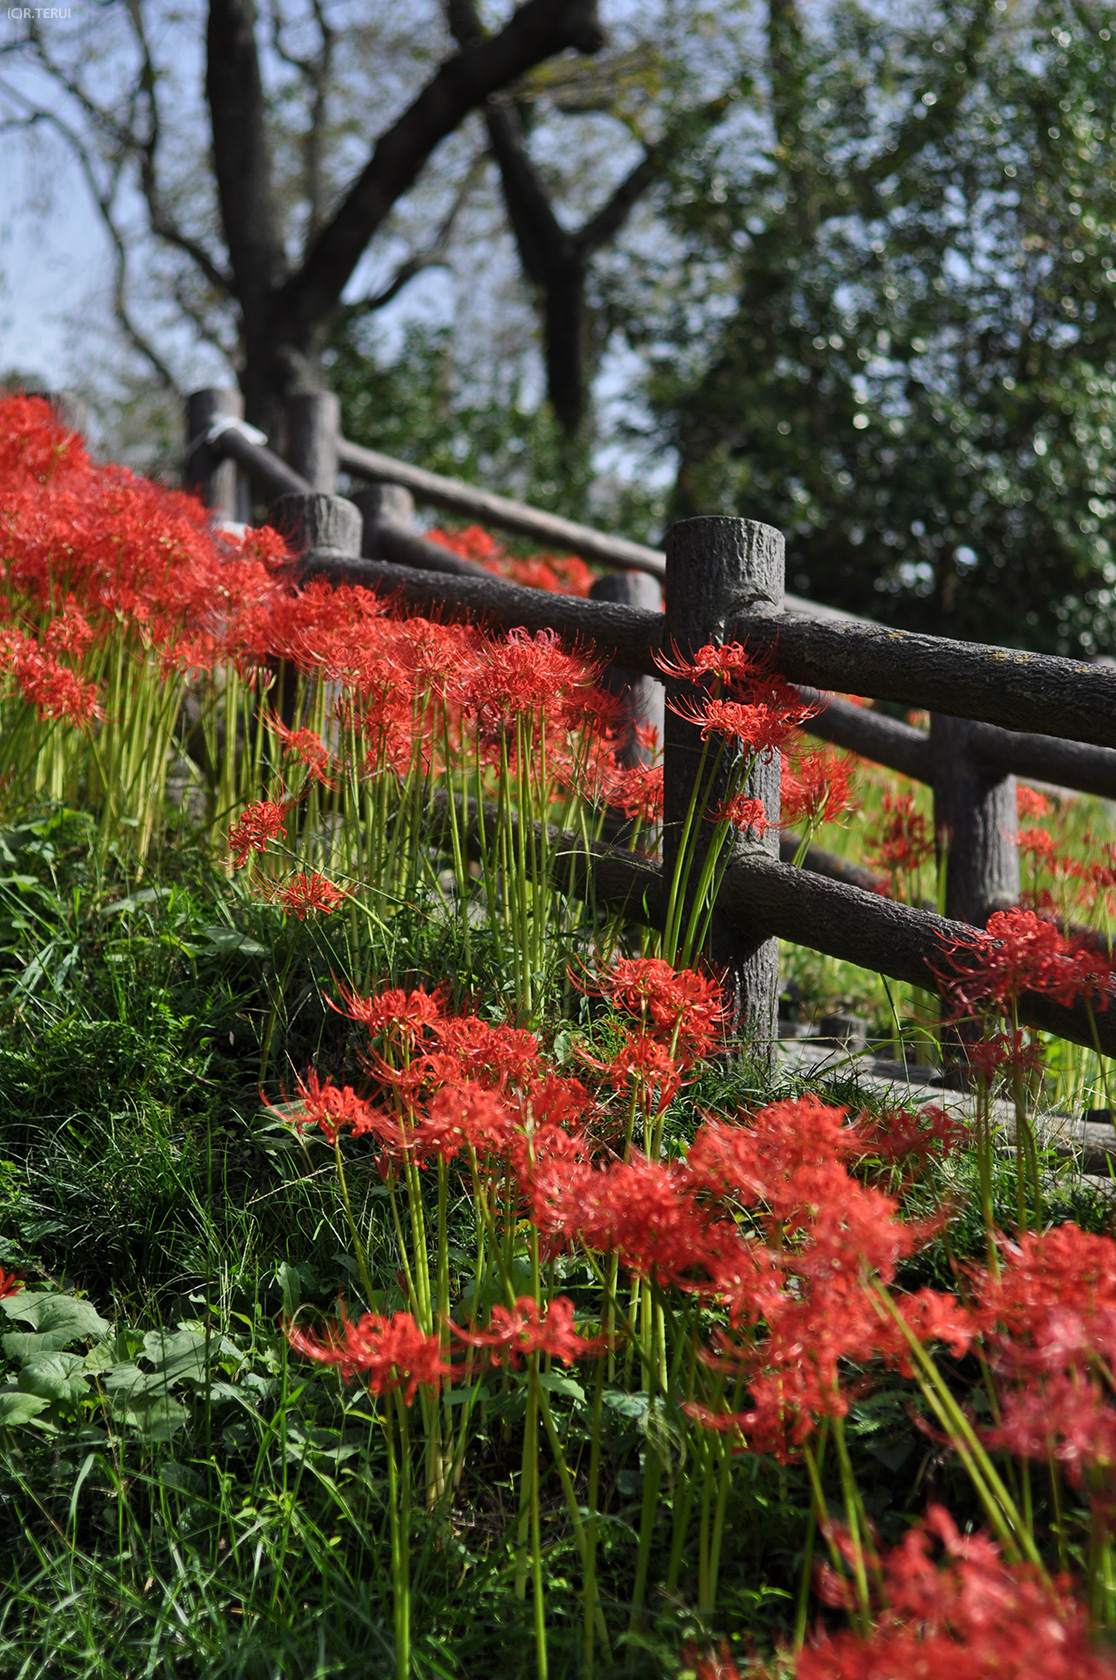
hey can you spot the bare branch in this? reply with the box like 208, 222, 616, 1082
339, 150, 487, 317
17, 91, 181, 389
279, 0, 604, 340
123, 0, 234, 297
267, 0, 337, 233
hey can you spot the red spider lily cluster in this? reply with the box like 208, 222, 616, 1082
0, 394, 288, 678
281, 973, 971, 1462
795, 1504, 1113, 1680
0, 399, 653, 880
866, 790, 935, 899
261, 870, 347, 919
974, 1225, 1116, 1498
281, 969, 1116, 1675
288, 1309, 450, 1401
936, 908, 1112, 1018
426, 524, 593, 595
693, 1508, 1114, 1680
656, 640, 819, 756
781, 745, 859, 832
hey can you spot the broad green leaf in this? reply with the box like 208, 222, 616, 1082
100, 887, 173, 916
2, 1293, 109, 1340
200, 927, 268, 958
109, 1392, 190, 1441
601, 1389, 650, 1421
537, 1372, 585, 1403
0, 1390, 51, 1427
18, 1352, 91, 1405
103, 1363, 172, 1399
141, 1328, 209, 1384
3, 1330, 81, 1359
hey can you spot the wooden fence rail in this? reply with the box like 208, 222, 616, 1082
182, 388, 1116, 1070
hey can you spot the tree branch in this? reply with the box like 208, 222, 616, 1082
124, 1, 234, 297
278, 0, 605, 342
338, 150, 487, 317
268, 0, 337, 235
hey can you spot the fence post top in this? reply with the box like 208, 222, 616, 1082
663, 515, 785, 622
267, 491, 362, 558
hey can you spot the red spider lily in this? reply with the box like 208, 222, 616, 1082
781, 747, 858, 829
966, 1226, 1116, 1488
680, 1641, 742, 1680
335, 982, 445, 1046
1017, 785, 1052, 819
465, 626, 601, 735
938, 908, 1112, 1015
426, 525, 592, 595
983, 1372, 1116, 1489
585, 956, 728, 1066
1015, 825, 1058, 868
0, 396, 289, 663
598, 760, 664, 824
851, 1104, 967, 1166
430, 1015, 542, 1088
655, 641, 819, 757
667, 693, 811, 756
577, 1027, 685, 1112
8, 642, 101, 725
685, 1097, 956, 1452
0, 393, 88, 480
792, 1505, 1113, 1680
712, 791, 770, 835
42, 599, 93, 658
687, 1094, 858, 1204
974, 1224, 1116, 1351
654, 640, 771, 685
0, 1268, 24, 1300
416, 1080, 515, 1162
964, 1029, 1046, 1084
276, 1070, 400, 1147
227, 798, 290, 867
287, 1309, 450, 1401
546, 1152, 724, 1287
265, 871, 346, 919
453, 1295, 605, 1369
266, 715, 336, 786
866, 791, 934, 893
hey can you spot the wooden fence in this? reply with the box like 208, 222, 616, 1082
184, 386, 1116, 1067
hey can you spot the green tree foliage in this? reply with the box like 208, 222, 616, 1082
330, 317, 592, 513
636, 0, 1116, 653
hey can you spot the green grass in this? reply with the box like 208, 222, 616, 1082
0, 803, 1111, 1679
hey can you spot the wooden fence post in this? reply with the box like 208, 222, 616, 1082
662, 516, 784, 1062
267, 491, 362, 558
284, 392, 340, 493
350, 484, 417, 557
185, 388, 246, 522
266, 492, 362, 730
35, 390, 90, 437
589, 570, 664, 768
930, 714, 1019, 927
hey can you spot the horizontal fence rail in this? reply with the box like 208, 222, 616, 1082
301, 546, 1116, 755
430, 793, 1116, 1060
180, 389, 1116, 1076
337, 435, 667, 579
801, 690, 1116, 803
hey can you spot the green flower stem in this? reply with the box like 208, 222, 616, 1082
871, 1282, 1044, 1568
537, 1386, 611, 1661
331, 1134, 376, 1309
